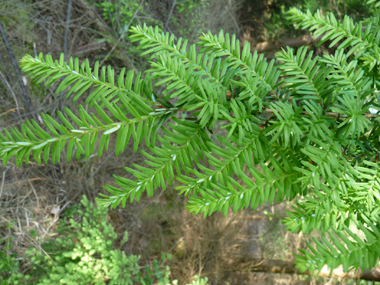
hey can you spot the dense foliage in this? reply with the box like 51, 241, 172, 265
2, 0, 380, 276
0, 195, 208, 285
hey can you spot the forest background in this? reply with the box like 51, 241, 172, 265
0, 0, 377, 284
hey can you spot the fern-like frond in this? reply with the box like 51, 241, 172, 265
187, 158, 300, 217
349, 160, 380, 217
198, 30, 281, 105
283, 180, 350, 235
174, 130, 303, 217
287, 8, 380, 59
301, 101, 334, 140
129, 24, 227, 90
294, 138, 344, 188
219, 99, 262, 144
331, 94, 372, 138
0, 93, 158, 166
265, 101, 304, 149
276, 46, 334, 102
97, 117, 212, 208
175, 130, 265, 196
20, 53, 154, 109
320, 50, 372, 99
147, 53, 230, 129
296, 216, 380, 273
199, 31, 281, 91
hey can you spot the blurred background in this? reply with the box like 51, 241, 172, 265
0, 0, 377, 284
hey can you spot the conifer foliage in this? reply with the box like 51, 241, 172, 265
2, 0, 380, 275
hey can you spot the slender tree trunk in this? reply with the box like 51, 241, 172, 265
247, 35, 323, 53
225, 259, 380, 282
0, 18, 33, 114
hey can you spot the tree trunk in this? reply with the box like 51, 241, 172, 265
248, 35, 323, 53
226, 259, 380, 282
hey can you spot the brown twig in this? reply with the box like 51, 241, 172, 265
0, 71, 20, 115
154, 105, 380, 121
223, 258, 380, 282
63, 0, 72, 62
0, 18, 33, 114
59, 0, 72, 116
262, 108, 378, 119
250, 35, 324, 53
164, 0, 177, 33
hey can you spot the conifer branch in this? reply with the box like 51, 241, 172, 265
2, 1, 380, 275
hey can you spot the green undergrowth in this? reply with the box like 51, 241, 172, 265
0, 195, 208, 285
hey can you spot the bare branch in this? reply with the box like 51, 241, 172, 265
0, 18, 33, 114
164, 0, 177, 33
63, 0, 72, 61
247, 35, 324, 53
224, 259, 380, 282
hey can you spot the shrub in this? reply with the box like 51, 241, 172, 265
0, 236, 26, 285
95, 0, 158, 38
0, 196, 208, 284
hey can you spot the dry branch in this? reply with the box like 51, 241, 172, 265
249, 35, 323, 53
0, 18, 33, 113
228, 259, 380, 282
72, 39, 107, 56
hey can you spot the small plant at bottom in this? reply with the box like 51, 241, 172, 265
0, 195, 209, 285
0, 236, 29, 285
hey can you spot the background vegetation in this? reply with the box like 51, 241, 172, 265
0, 0, 378, 284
